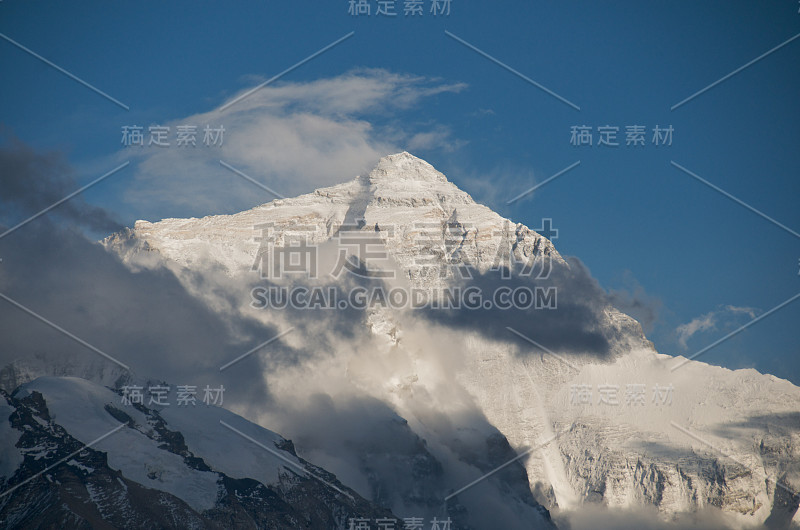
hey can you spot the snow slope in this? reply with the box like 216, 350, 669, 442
1, 376, 400, 528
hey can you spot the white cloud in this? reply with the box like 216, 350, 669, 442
676, 305, 758, 348
405, 125, 465, 153
120, 69, 466, 220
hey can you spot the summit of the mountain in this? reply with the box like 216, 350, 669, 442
112, 151, 564, 290
368, 151, 450, 183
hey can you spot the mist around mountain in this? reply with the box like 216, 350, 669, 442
1, 149, 798, 529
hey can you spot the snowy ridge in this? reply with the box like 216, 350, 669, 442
1, 376, 399, 528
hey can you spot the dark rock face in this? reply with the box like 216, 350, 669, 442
0, 387, 400, 529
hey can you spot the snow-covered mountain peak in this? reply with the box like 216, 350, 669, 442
111, 153, 556, 283
368, 151, 449, 184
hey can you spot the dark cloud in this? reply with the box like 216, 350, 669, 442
606, 271, 662, 335
0, 138, 122, 235
0, 215, 398, 408
416, 257, 640, 359
0, 220, 270, 400
0, 141, 377, 407
260, 392, 554, 529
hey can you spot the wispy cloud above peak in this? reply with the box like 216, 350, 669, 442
676, 305, 758, 349
119, 69, 466, 221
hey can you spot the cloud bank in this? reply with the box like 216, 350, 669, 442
119, 69, 466, 220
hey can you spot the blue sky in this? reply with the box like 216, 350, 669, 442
2, 1, 799, 383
